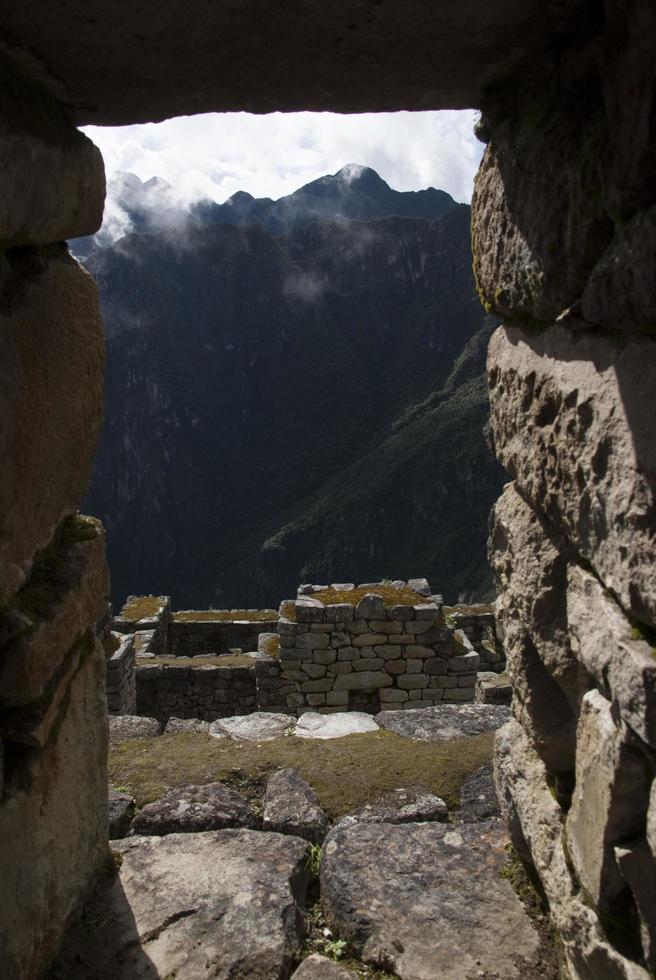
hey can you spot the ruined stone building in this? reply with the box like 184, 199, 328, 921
0, 2, 654, 977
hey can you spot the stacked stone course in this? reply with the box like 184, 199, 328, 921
444, 604, 504, 673
109, 583, 491, 722
272, 584, 479, 716
113, 595, 170, 656
105, 632, 136, 714
136, 661, 257, 723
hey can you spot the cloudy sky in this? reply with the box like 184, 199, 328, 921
84, 109, 483, 207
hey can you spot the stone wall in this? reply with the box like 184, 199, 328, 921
136, 660, 257, 723
444, 604, 504, 672
0, 66, 110, 976
114, 594, 170, 656
271, 587, 479, 717
472, 11, 656, 977
105, 633, 136, 715
168, 612, 278, 657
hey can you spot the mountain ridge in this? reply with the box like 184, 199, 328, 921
71, 164, 459, 258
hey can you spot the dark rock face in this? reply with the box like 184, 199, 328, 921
0, 3, 585, 124
84, 175, 503, 610
262, 769, 329, 843
321, 820, 540, 979
375, 703, 510, 741
51, 829, 311, 979
131, 781, 257, 835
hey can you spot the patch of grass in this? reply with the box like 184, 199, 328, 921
308, 586, 428, 608
499, 845, 563, 980
108, 728, 495, 815
442, 603, 495, 616
306, 843, 322, 877
629, 621, 656, 659
121, 595, 167, 620
171, 609, 277, 622
302, 902, 399, 978
139, 654, 255, 668
259, 634, 281, 658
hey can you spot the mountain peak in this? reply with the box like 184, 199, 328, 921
334, 163, 383, 185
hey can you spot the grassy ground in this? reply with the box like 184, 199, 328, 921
138, 655, 255, 667
121, 595, 167, 619
171, 609, 277, 622
303, 585, 427, 607
108, 729, 495, 817
443, 603, 494, 616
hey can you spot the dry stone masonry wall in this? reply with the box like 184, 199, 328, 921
443, 604, 504, 672
110, 584, 495, 724
136, 660, 257, 724
105, 632, 136, 715
270, 583, 479, 716
113, 594, 171, 655
472, 10, 656, 977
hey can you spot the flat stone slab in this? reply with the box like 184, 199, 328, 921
108, 714, 161, 744
52, 829, 310, 979
108, 788, 135, 840
209, 712, 295, 741
131, 782, 257, 835
321, 821, 540, 979
164, 717, 211, 734
263, 769, 329, 843
291, 953, 355, 978
294, 711, 380, 740
375, 703, 510, 742
476, 671, 513, 706
456, 765, 501, 823
338, 786, 448, 828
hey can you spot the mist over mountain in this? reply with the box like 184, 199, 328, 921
79, 166, 504, 609
72, 164, 456, 257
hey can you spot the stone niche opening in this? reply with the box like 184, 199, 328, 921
349, 690, 381, 715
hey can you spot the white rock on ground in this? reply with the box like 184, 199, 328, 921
209, 712, 295, 741
294, 711, 379, 739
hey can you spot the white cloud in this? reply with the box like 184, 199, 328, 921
83, 110, 482, 207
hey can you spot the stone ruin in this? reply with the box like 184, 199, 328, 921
104, 579, 506, 725
1, 3, 655, 978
